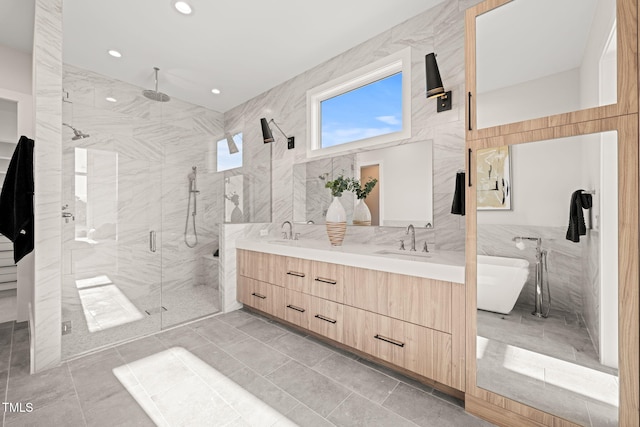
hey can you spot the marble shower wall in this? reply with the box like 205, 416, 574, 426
62, 64, 225, 310
224, 0, 481, 251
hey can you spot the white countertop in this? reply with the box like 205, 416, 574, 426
235, 238, 465, 284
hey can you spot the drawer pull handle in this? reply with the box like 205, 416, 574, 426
314, 277, 337, 285
286, 304, 305, 313
287, 271, 306, 278
374, 334, 405, 348
251, 292, 267, 299
314, 314, 337, 324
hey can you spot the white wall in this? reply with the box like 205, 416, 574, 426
357, 141, 433, 227
478, 135, 600, 228
579, 0, 617, 109
477, 68, 581, 129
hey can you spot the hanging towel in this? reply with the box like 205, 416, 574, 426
451, 171, 465, 216
0, 136, 34, 262
565, 189, 592, 243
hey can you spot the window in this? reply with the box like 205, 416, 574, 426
307, 47, 411, 157
217, 132, 242, 172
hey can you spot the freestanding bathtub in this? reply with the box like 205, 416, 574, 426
477, 255, 530, 314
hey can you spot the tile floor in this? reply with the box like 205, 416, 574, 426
1, 309, 493, 427
477, 305, 618, 427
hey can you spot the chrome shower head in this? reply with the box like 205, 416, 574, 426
143, 67, 170, 102
63, 123, 90, 140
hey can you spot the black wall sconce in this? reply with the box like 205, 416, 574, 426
260, 118, 295, 149
425, 53, 452, 113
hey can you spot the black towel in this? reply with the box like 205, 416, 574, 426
566, 189, 592, 243
451, 171, 465, 216
0, 136, 34, 263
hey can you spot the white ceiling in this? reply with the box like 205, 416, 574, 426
57, 0, 446, 113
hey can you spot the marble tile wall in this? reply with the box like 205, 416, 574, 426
223, 0, 480, 251
33, 0, 63, 372
582, 230, 600, 354
61, 64, 225, 323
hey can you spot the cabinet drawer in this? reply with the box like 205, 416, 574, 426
310, 261, 344, 303
308, 296, 343, 343
283, 257, 312, 292
344, 266, 452, 333
284, 290, 311, 329
344, 306, 452, 387
238, 250, 284, 285
237, 276, 284, 318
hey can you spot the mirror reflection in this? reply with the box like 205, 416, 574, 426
293, 140, 433, 227
476, 132, 619, 426
476, 0, 617, 129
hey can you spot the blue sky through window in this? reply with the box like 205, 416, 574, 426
321, 72, 402, 148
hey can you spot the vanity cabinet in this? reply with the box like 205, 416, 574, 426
237, 249, 465, 393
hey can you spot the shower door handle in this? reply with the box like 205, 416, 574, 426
150, 231, 157, 253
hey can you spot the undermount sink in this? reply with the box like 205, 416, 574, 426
375, 249, 432, 258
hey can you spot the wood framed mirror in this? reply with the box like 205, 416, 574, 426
465, 0, 637, 139
465, 115, 639, 426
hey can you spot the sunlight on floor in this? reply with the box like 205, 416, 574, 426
76, 277, 144, 332
113, 347, 297, 426
478, 336, 618, 407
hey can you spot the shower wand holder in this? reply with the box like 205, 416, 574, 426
287, 137, 295, 150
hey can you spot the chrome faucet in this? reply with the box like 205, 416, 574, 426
281, 221, 293, 240
406, 224, 416, 251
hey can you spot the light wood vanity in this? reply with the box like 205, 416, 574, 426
236, 248, 466, 396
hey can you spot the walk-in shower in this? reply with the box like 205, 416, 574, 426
184, 166, 199, 248
513, 236, 551, 317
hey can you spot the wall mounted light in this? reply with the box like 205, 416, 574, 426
225, 133, 239, 154
260, 118, 295, 149
425, 53, 452, 113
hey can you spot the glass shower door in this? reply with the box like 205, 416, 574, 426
61, 141, 163, 359
159, 145, 221, 329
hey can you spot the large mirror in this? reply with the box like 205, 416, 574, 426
293, 140, 433, 227
475, 0, 617, 129
476, 131, 619, 425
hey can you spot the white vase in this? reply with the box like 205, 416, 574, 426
353, 199, 371, 226
325, 196, 347, 246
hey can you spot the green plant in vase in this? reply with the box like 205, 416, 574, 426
349, 177, 377, 225
324, 175, 349, 197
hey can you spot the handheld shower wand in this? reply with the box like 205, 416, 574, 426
184, 166, 200, 248
512, 236, 551, 318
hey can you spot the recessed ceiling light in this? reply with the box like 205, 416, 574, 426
174, 1, 192, 14
108, 49, 122, 58
105, 97, 117, 103
211, 88, 221, 94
